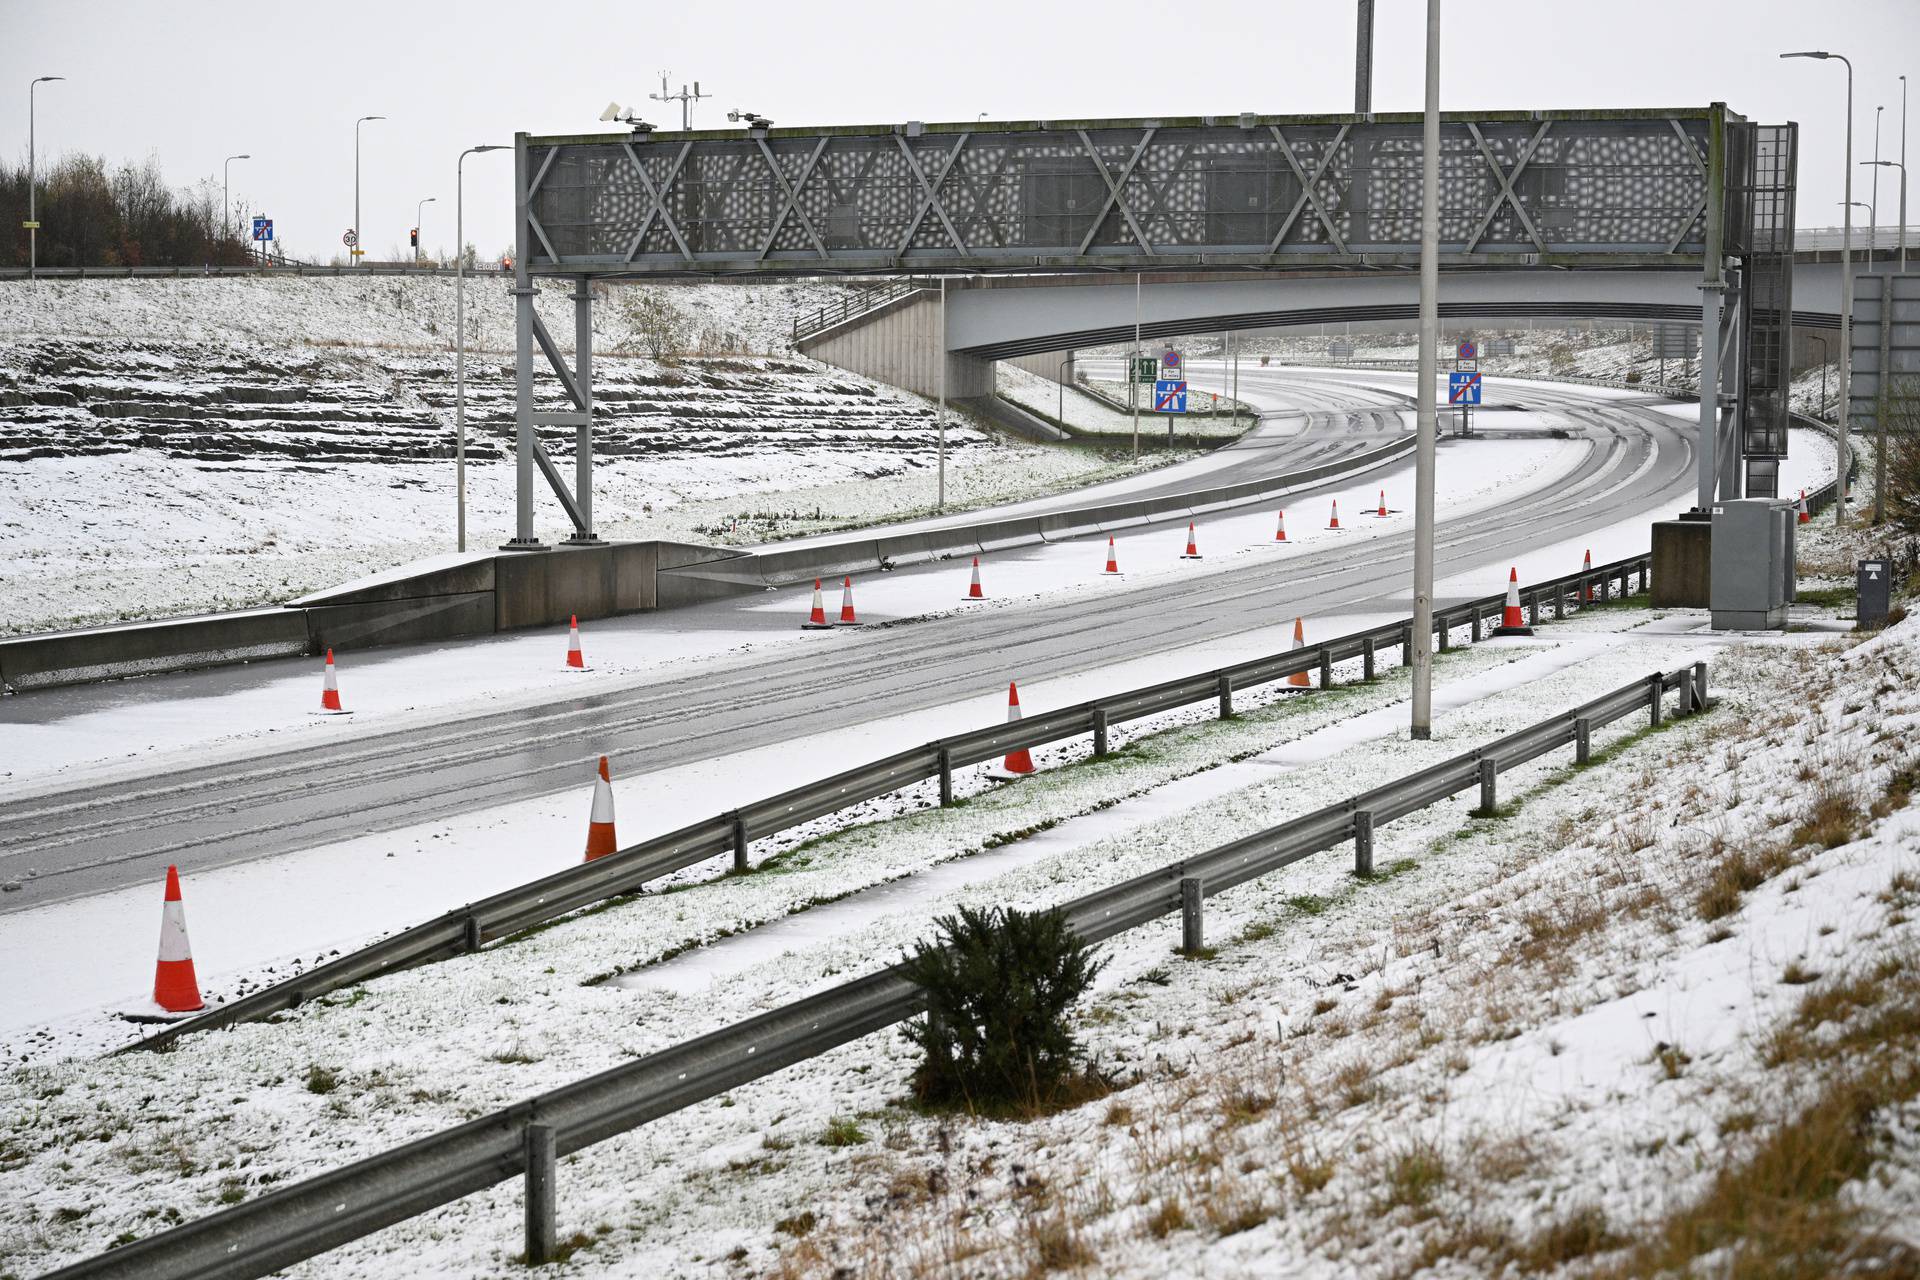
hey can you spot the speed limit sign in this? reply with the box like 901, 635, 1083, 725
342, 228, 358, 247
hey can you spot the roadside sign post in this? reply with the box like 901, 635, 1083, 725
1154, 379, 1188, 413
1448, 370, 1482, 435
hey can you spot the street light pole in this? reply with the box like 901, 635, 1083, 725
355, 114, 385, 267
1902, 75, 1911, 274
456, 145, 507, 553
223, 154, 250, 250
28, 76, 64, 282
1810, 334, 1830, 421
1411, 0, 1440, 741
1782, 52, 1854, 527
1871, 104, 1884, 266
415, 196, 436, 264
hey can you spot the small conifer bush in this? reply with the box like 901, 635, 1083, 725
901, 904, 1105, 1112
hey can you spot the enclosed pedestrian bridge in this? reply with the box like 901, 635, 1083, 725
501, 105, 1796, 544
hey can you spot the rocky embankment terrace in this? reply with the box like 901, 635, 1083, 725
0, 337, 952, 467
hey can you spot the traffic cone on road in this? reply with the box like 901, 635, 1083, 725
837, 576, 859, 625
583, 756, 617, 862
1797, 490, 1811, 524
1328, 500, 1341, 530
565, 615, 588, 670
317, 649, 349, 715
1375, 489, 1389, 517
1275, 510, 1288, 543
1581, 550, 1594, 601
1102, 537, 1122, 575
989, 681, 1036, 779
802, 579, 833, 630
1288, 617, 1312, 688
152, 865, 204, 1014
1494, 567, 1533, 636
962, 557, 985, 601
1180, 522, 1203, 560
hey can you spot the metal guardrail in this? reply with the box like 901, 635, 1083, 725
792, 276, 937, 342
46, 646, 1704, 1280
123, 553, 1653, 1057
0, 264, 511, 280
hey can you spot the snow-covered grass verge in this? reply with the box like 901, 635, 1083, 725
0, 605, 1769, 1278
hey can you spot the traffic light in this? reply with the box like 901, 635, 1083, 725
409, 227, 418, 249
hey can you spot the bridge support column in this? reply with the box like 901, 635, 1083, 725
504, 140, 544, 551
1695, 282, 1723, 511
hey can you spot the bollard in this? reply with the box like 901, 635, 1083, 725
1092, 707, 1109, 758
1574, 717, 1591, 765
1180, 877, 1204, 953
464, 914, 483, 954
731, 814, 750, 874
1648, 673, 1664, 728
1353, 810, 1374, 878
525, 1122, 557, 1266
1477, 757, 1498, 815
1217, 672, 1234, 719
1363, 636, 1376, 681
1319, 647, 1333, 690
937, 746, 953, 806
1692, 661, 1708, 712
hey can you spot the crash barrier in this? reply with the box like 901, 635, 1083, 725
123, 553, 1654, 1057
52, 653, 1706, 1279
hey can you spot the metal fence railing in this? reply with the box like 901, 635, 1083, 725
46, 650, 1706, 1280
122, 553, 1653, 1059
0, 264, 511, 280
792, 277, 937, 342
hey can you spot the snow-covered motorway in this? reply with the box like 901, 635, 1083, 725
0, 370, 1696, 929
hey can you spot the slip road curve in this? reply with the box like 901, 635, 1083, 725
0, 375, 1693, 911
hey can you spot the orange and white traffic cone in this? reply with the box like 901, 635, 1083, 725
1375, 489, 1389, 517
1180, 521, 1203, 560
988, 681, 1036, 779
1102, 537, 1122, 575
1493, 567, 1533, 636
802, 579, 833, 630
1328, 499, 1341, 530
1797, 490, 1810, 524
583, 756, 617, 862
1275, 510, 1288, 543
1288, 617, 1312, 688
152, 865, 204, 1014
1581, 549, 1594, 601
565, 614, 588, 670
837, 576, 859, 626
962, 556, 985, 601
316, 648, 349, 715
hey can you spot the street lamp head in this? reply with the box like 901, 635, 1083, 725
33, 75, 65, 84
473, 144, 507, 153
1780, 50, 1833, 60
358, 114, 386, 124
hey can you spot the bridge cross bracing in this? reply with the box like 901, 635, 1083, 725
497, 106, 1793, 548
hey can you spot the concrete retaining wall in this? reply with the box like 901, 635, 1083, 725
797, 293, 995, 400
0, 540, 736, 694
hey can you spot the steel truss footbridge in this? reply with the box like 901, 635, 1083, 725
501, 104, 1796, 546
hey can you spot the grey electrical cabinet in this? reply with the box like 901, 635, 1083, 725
1710, 498, 1797, 630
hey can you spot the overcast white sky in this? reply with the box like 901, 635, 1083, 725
3, 0, 1915, 262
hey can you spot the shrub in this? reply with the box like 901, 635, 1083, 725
902, 904, 1105, 1113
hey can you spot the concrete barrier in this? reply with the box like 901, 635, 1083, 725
0, 608, 311, 693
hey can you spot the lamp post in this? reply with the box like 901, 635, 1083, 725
1411, 0, 1440, 740
354, 114, 385, 267
1841, 198, 1872, 515
28, 75, 64, 281
1057, 353, 1073, 430
223, 154, 250, 250
456, 144, 508, 553
1871, 104, 1884, 266
1781, 51, 1854, 527
415, 196, 436, 264
1902, 75, 1910, 274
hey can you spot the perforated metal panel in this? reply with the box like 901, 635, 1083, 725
519, 110, 1725, 276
